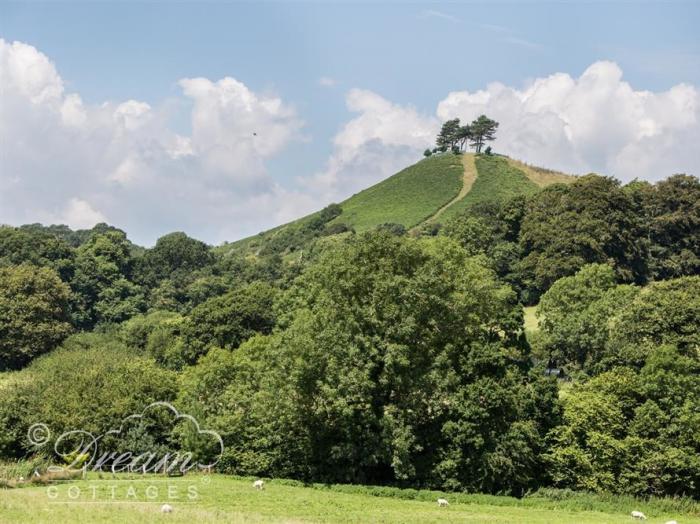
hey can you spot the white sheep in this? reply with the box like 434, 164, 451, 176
631, 510, 647, 520
253, 479, 265, 490
665, 521, 678, 524
437, 498, 449, 507
160, 504, 173, 513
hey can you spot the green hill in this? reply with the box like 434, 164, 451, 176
220, 152, 575, 257
328, 153, 463, 232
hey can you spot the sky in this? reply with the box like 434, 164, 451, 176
1, 1, 699, 246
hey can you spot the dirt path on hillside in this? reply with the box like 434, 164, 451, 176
423, 153, 478, 224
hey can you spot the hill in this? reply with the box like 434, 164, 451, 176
220, 152, 575, 257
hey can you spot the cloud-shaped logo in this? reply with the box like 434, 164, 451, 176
35, 402, 224, 474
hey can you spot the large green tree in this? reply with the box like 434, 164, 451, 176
537, 264, 640, 373
519, 175, 647, 302
0, 226, 75, 281
180, 281, 278, 364
70, 231, 144, 327
135, 232, 214, 288
627, 175, 700, 280
469, 115, 499, 153
181, 232, 559, 493
0, 333, 178, 459
0, 265, 72, 370
545, 345, 700, 498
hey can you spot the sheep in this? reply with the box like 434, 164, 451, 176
664, 521, 678, 524
160, 504, 173, 514
437, 498, 449, 507
253, 479, 265, 490
631, 510, 647, 520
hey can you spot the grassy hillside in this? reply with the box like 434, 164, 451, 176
438, 155, 541, 222
507, 158, 576, 187
329, 153, 463, 232
3, 475, 698, 523
220, 153, 575, 258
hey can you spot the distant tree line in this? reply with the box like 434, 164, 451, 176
425, 115, 499, 157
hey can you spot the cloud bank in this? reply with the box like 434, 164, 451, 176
437, 61, 699, 179
1, 40, 697, 245
0, 39, 313, 245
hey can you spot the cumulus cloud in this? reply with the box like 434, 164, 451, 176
1, 40, 697, 245
437, 61, 699, 180
308, 89, 438, 200
0, 39, 310, 245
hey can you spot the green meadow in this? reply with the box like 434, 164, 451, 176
2, 475, 699, 523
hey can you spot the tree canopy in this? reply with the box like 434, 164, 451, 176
434, 115, 498, 154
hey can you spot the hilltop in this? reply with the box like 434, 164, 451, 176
220, 152, 576, 257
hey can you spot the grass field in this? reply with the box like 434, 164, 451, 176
330, 153, 463, 232
523, 306, 540, 334
1, 474, 698, 523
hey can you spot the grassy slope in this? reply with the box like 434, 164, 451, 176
507, 158, 576, 187
219, 153, 576, 257
329, 153, 463, 232
438, 155, 540, 222
424, 153, 478, 224
2, 475, 697, 524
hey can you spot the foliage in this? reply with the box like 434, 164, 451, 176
469, 115, 499, 153
134, 232, 213, 288
70, 231, 145, 327
435, 115, 497, 153
603, 275, 700, 370
0, 265, 72, 370
537, 264, 640, 372
180, 281, 278, 363
545, 345, 700, 498
0, 333, 178, 459
627, 174, 700, 280
519, 175, 647, 303
0, 226, 75, 280
182, 232, 559, 494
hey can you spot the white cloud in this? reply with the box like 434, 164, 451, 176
319, 76, 337, 88
437, 61, 700, 180
56, 198, 107, 230
1, 40, 697, 244
0, 39, 310, 245
308, 89, 438, 201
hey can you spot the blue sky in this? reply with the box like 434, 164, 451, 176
1, 1, 699, 244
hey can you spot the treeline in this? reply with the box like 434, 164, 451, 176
437, 166, 700, 303
0, 167, 698, 500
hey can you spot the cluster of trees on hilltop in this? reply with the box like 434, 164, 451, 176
425, 115, 499, 157
0, 164, 698, 500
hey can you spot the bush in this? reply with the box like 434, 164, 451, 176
0, 264, 72, 370
0, 333, 178, 459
